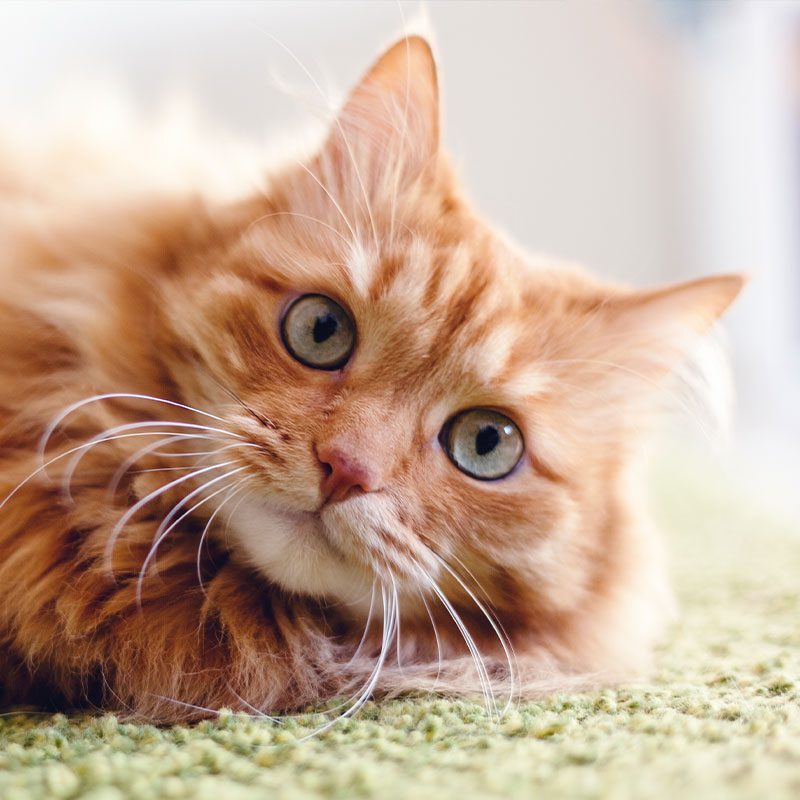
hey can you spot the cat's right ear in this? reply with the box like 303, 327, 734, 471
318, 36, 440, 192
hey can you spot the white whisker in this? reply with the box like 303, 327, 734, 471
106, 434, 210, 498
428, 580, 496, 718
59, 421, 244, 501
258, 28, 379, 255
297, 581, 396, 742
38, 392, 236, 462
387, 12, 412, 246
390, 574, 405, 674
150, 465, 247, 555
104, 460, 239, 569
420, 591, 444, 691
149, 696, 232, 718
151, 448, 241, 459
246, 209, 352, 249
224, 684, 281, 723
135, 467, 247, 607
122, 442, 260, 489
151, 580, 400, 736
196, 479, 249, 599
222, 485, 250, 542
294, 162, 358, 243
115, 442, 260, 491
433, 554, 517, 715
0, 431, 211, 514
131, 466, 211, 474
347, 578, 377, 665
539, 357, 717, 444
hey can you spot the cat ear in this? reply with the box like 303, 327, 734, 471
319, 36, 440, 192
594, 273, 745, 380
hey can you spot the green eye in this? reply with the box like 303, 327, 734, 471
281, 294, 355, 370
442, 409, 524, 480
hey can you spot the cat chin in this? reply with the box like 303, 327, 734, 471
217, 492, 375, 613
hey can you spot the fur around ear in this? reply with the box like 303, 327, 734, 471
581, 273, 746, 386
615, 274, 745, 339
318, 36, 440, 196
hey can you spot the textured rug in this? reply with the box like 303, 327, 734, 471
1, 450, 798, 800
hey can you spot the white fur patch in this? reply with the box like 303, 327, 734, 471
220, 494, 373, 610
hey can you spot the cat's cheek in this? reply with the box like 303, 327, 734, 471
507, 506, 593, 615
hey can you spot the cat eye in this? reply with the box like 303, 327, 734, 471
281, 294, 355, 370
441, 409, 524, 480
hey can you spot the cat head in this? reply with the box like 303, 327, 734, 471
158, 37, 742, 632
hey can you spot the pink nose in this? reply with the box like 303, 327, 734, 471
316, 443, 380, 503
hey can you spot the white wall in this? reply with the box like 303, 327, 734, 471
0, 0, 685, 282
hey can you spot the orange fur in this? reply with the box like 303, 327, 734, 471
0, 37, 743, 721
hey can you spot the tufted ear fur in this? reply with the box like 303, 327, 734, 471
598, 273, 745, 380
317, 36, 440, 199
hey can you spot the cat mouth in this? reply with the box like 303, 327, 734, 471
314, 486, 370, 514
220, 492, 375, 603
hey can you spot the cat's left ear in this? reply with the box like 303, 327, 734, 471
319, 36, 440, 191
594, 273, 746, 380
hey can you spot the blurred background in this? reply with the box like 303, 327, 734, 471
1, 0, 797, 521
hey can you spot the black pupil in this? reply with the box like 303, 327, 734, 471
313, 312, 338, 343
475, 425, 500, 456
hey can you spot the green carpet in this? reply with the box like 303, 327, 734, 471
2, 450, 799, 800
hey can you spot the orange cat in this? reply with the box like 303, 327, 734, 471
0, 37, 742, 722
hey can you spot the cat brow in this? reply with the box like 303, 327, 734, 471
497, 369, 554, 401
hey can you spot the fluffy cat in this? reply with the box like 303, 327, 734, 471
0, 36, 742, 722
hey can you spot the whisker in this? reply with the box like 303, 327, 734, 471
222, 485, 250, 541
113, 442, 260, 494
106, 434, 210, 498
347, 578, 377, 665
297, 581, 396, 742
428, 580, 497, 719
149, 448, 242, 459
224, 685, 281, 723
433, 554, 517, 715
258, 28, 379, 254
149, 464, 247, 557
135, 467, 247, 608
38, 392, 236, 461
294, 162, 358, 243
246, 209, 352, 250
388, 1, 413, 245
0, 431, 212, 514
196, 367, 276, 430
447, 553, 519, 694
59, 422, 244, 501
152, 581, 396, 735
537, 357, 717, 444
149, 695, 232, 718
131, 466, 212, 474
196, 479, 249, 600
420, 591, 444, 691
103, 460, 239, 570
447, 553, 495, 608
390, 574, 405, 675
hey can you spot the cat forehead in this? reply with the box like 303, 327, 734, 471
239, 223, 599, 402
338, 238, 572, 401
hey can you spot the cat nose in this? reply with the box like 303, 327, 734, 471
316, 443, 381, 504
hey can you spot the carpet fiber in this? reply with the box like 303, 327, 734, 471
2, 452, 799, 799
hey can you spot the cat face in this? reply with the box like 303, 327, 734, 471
159, 38, 742, 626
